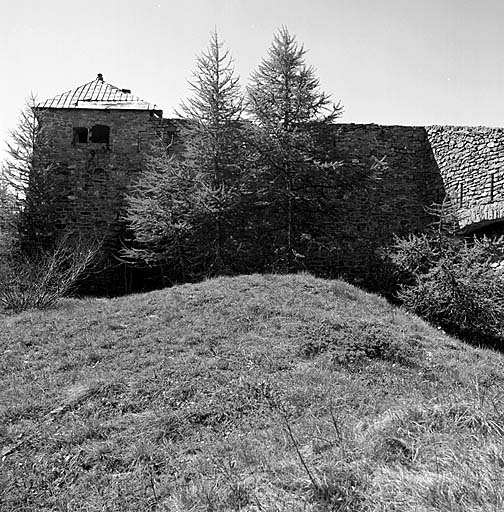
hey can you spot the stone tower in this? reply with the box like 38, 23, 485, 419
37, 74, 174, 293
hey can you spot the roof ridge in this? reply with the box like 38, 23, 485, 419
40, 78, 97, 105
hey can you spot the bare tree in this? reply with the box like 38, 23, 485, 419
0, 235, 101, 312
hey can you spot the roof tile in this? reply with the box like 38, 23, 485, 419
38, 74, 158, 110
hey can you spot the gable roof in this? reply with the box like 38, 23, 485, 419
38, 74, 159, 111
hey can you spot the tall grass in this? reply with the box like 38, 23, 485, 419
1, 274, 504, 510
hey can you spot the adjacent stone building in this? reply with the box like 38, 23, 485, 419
36, 74, 176, 292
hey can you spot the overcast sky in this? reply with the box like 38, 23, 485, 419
1, 0, 504, 155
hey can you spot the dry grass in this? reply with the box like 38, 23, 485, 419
1, 273, 504, 510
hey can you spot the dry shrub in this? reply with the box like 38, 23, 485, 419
0, 238, 100, 312
390, 236, 504, 344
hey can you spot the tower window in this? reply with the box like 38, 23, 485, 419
90, 124, 110, 145
73, 127, 88, 144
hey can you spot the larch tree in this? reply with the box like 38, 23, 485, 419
247, 26, 344, 272
1, 95, 59, 251
0, 183, 17, 259
123, 31, 249, 281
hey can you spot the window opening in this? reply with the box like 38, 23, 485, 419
73, 127, 88, 144
90, 124, 110, 145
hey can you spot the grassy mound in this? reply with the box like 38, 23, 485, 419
1, 273, 504, 511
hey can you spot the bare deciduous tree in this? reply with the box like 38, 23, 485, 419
0, 235, 101, 312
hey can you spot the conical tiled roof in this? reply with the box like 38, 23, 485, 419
38, 74, 158, 110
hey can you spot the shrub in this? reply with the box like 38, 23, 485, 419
300, 319, 422, 367
386, 202, 504, 344
0, 238, 100, 313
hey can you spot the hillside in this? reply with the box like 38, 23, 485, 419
1, 273, 504, 511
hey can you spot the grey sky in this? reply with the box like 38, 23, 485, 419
1, 0, 503, 154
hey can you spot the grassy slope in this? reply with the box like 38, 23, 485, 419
1, 273, 504, 511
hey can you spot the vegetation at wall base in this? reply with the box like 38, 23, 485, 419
123, 28, 366, 286
1, 273, 504, 511
386, 201, 504, 347
0, 237, 101, 312
0, 94, 102, 311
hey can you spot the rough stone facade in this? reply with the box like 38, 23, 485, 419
291, 123, 504, 286
305, 124, 443, 284
38, 108, 177, 292
37, 104, 504, 292
327, 124, 443, 226
426, 126, 504, 231
321, 123, 504, 237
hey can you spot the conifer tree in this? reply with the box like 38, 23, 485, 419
1, 95, 59, 250
247, 27, 343, 271
248, 26, 340, 131
124, 31, 249, 280
0, 183, 17, 259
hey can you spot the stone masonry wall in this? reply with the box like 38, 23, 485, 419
38, 111, 504, 293
308, 123, 443, 286
426, 126, 504, 231
316, 123, 504, 284
39, 108, 177, 292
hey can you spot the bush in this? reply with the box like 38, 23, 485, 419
300, 319, 422, 367
386, 203, 504, 344
0, 239, 100, 313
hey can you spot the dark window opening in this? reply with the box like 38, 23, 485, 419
73, 127, 88, 144
90, 124, 110, 145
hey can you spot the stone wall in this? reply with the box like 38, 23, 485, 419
38, 108, 177, 293
327, 123, 442, 225
37, 110, 504, 293
426, 126, 504, 231
307, 124, 443, 285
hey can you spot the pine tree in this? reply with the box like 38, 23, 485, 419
124, 31, 249, 281
247, 27, 343, 271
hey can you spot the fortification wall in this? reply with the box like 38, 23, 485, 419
426, 125, 504, 231
38, 109, 177, 292
37, 112, 504, 293
305, 123, 504, 284
327, 123, 442, 226
40, 110, 177, 248
307, 124, 443, 285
